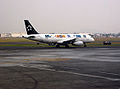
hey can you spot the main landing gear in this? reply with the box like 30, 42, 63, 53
48, 43, 56, 46
37, 43, 40, 45
56, 45, 60, 48
83, 42, 87, 47
65, 44, 69, 48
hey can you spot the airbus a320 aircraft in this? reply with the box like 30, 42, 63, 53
23, 20, 94, 48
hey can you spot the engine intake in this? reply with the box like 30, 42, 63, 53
72, 41, 83, 46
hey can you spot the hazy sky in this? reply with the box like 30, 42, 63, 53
0, 0, 120, 33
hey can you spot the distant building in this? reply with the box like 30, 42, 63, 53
1, 33, 12, 37
0, 32, 26, 37
11, 32, 26, 37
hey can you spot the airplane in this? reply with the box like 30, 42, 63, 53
23, 20, 95, 48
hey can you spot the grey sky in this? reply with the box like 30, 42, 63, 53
0, 0, 120, 33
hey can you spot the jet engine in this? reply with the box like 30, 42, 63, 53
72, 41, 83, 46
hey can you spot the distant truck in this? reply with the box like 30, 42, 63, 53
103, 41, 112, 45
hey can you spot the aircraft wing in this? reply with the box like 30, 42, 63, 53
57, 38, 76, 44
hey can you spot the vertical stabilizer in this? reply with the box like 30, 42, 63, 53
24, 20, 39, 35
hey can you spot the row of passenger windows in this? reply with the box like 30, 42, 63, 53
45, 35, 87, 38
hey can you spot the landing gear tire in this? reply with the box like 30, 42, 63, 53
65, 44, 69, 48
37, 43, 39, 45
83, 43, 87, 47
56, 45, 60, 48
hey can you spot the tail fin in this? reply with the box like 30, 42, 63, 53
24, 20, 39, 35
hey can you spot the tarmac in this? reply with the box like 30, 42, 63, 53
0, 46, 120, 89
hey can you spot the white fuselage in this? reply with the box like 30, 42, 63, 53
23, 33, 94, 44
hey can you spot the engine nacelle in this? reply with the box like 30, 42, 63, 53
72, 41, 83, 46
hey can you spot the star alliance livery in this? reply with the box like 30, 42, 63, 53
23, 20, 94, 48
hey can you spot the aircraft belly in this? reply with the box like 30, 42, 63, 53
42, 38, 58, 43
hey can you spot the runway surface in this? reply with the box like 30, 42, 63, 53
0, 47, 120, 89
